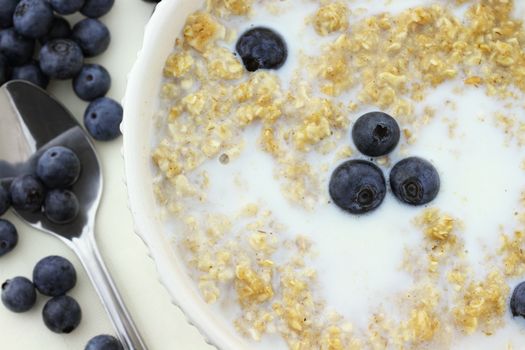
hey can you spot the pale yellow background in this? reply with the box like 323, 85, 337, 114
0, 1, 213, 349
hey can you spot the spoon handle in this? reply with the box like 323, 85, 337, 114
71, 233, 148, 350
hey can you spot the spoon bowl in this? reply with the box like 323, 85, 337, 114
0, 81, 147, 350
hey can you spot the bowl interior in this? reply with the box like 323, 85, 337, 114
122, 1, 250, 349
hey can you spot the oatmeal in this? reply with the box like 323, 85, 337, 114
152, 0, 525, 348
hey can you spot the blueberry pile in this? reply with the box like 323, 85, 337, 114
11, 146, 82, 223
0, 0, 123, 141
0, 145, 82, 261
329, 111, 440, 214
1, 254, 123, 348
2, 255, 79, 331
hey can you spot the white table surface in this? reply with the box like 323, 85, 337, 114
0, 1, 214, 349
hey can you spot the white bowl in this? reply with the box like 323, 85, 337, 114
122, 1, 249, 349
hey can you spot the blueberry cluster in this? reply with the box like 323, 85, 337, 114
2, 256, 80, 330
13, 146, 81, 222
1, 255, 123, 349
0, 145, 82, 258
329, 112, 441, 214
0, 0, 122, 141
0, 184, 16, 257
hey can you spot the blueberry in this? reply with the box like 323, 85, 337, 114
73, 64, 111, 101
44, 189, 79, 224
48, 0, 85, 15
390, 157, 440, 206
42, 295, 82, 334
352, 112, 401, 157
33, 255, 77, 296
13, 0, 54, 39
84, 97, 122, 141
39, 16, 71, 44
1, 277, 36, 313
36, 146, 81, 188
329, 160, 386, 214
80, 0, 114, 18
12, 60, 49, 88
10, 174, 45, 211
511, 281, 525, 318
0, 219, 17, 256
0, 54, 8, 85
85, 335, 123, 350
0, 28, 34, 66
0, 185, 10, 216
0, 0, 19, 28
236, 27, 287, 72
39, 39, 83, 79
72, 18, 110, 57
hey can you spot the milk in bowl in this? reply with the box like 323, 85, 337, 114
150, 0, 525, 348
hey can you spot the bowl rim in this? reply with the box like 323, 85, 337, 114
121, 1, 249, 349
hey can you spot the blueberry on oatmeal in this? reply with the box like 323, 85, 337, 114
352, 112, 401, 157
236, 27, 287, 72
511, 281, 525, 319
329, 160, 386, 214
390, 157, 440, 206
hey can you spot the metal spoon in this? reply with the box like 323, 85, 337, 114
0, 81, 147, 350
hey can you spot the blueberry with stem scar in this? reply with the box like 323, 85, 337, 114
390, 157, 440, 206
329, 160, 386, 215
352, 111, 400, 157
